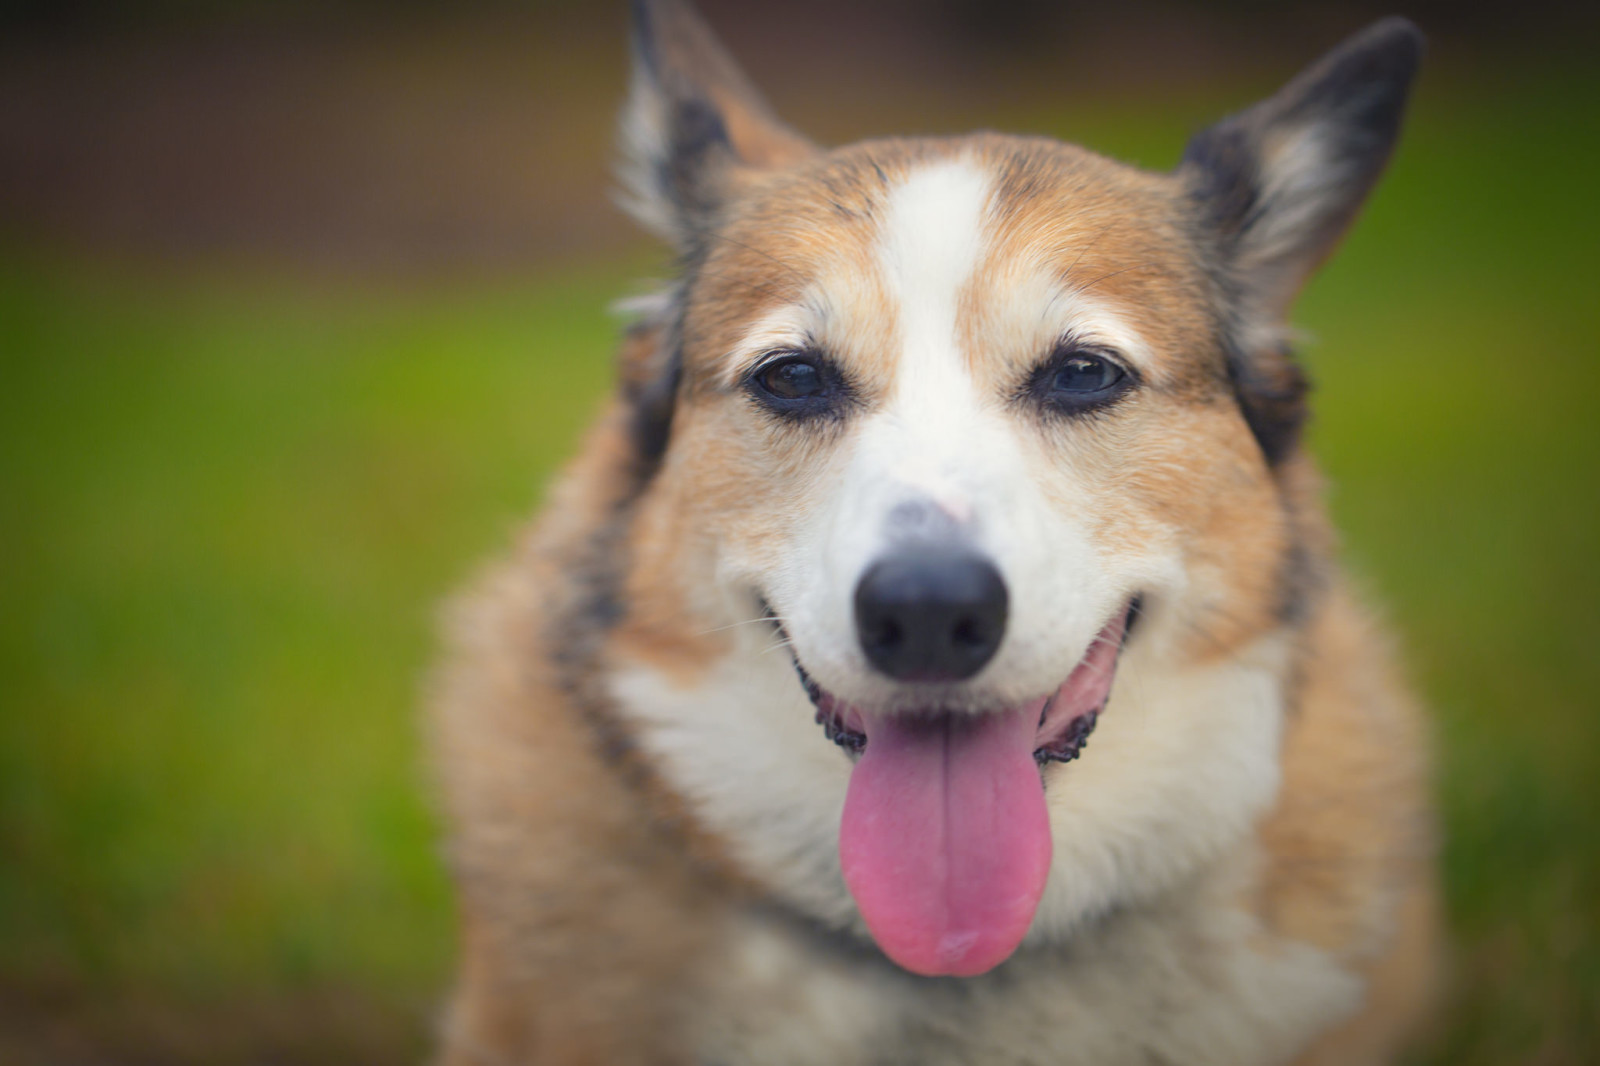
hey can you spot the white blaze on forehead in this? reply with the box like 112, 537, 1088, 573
872, 159, 994, 516
879, 159, 993, 359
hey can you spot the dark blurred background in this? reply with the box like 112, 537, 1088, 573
2, 2, 1596, 1063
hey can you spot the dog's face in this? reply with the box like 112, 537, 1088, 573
669, 142, 1264, 710
611, 0, 1418, 978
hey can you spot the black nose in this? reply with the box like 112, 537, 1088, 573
854, 550, 1008, 682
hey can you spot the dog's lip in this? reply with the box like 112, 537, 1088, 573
794, 597, 1140, 764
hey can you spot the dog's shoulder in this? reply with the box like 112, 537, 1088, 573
1261, 575, 1441, 1063
430, 400, 733, 1065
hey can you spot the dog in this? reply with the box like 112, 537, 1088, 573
430, 2, 1438, 1062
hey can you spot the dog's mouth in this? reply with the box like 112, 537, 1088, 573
786, 599, 1138, 980
795, 598, 1137, 765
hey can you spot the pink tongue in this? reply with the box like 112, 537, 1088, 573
839, 700, 1052, 977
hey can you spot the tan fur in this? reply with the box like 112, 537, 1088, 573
432, 5, 1436, 1062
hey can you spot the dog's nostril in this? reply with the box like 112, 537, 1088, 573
869, 618, 904, 651
854, 551, 1008, 682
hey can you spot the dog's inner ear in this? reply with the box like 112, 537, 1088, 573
619, 0, 817, 249
1180, 17, 1422, 322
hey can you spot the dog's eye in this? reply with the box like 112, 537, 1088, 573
1051, 355, 1124, 395
1027, 346, 1136, 415
757, 357, 827, 400
746, 352, 851, 421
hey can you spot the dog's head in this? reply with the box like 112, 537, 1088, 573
607, 0, 1420, 978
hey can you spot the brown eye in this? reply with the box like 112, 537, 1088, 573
1050, 354, 1125, 395
758, 358, 826, 399
1025, 345, 1137, 416
746, 352, 851, 421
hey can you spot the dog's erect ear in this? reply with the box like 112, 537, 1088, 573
618, 0, 816, 248
1180, 18, 1423, 321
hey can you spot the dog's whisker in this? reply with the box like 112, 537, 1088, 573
1069, 263, 1162, 295
1067, 221, 1119, 275
695, 616, 784, 637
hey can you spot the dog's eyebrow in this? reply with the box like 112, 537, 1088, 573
714, 303, 823, 386
1033, 287, 1160, 379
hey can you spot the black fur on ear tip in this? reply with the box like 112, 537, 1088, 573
1288, 16, 1425, 124
1355, 16, 1427, 62
630, 0, 713, 81
629, 0, 658, 68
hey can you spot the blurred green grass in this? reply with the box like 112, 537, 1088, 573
2, 65, 1597, 1062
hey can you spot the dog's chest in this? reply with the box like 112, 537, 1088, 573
687, 894, 1360, 1066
